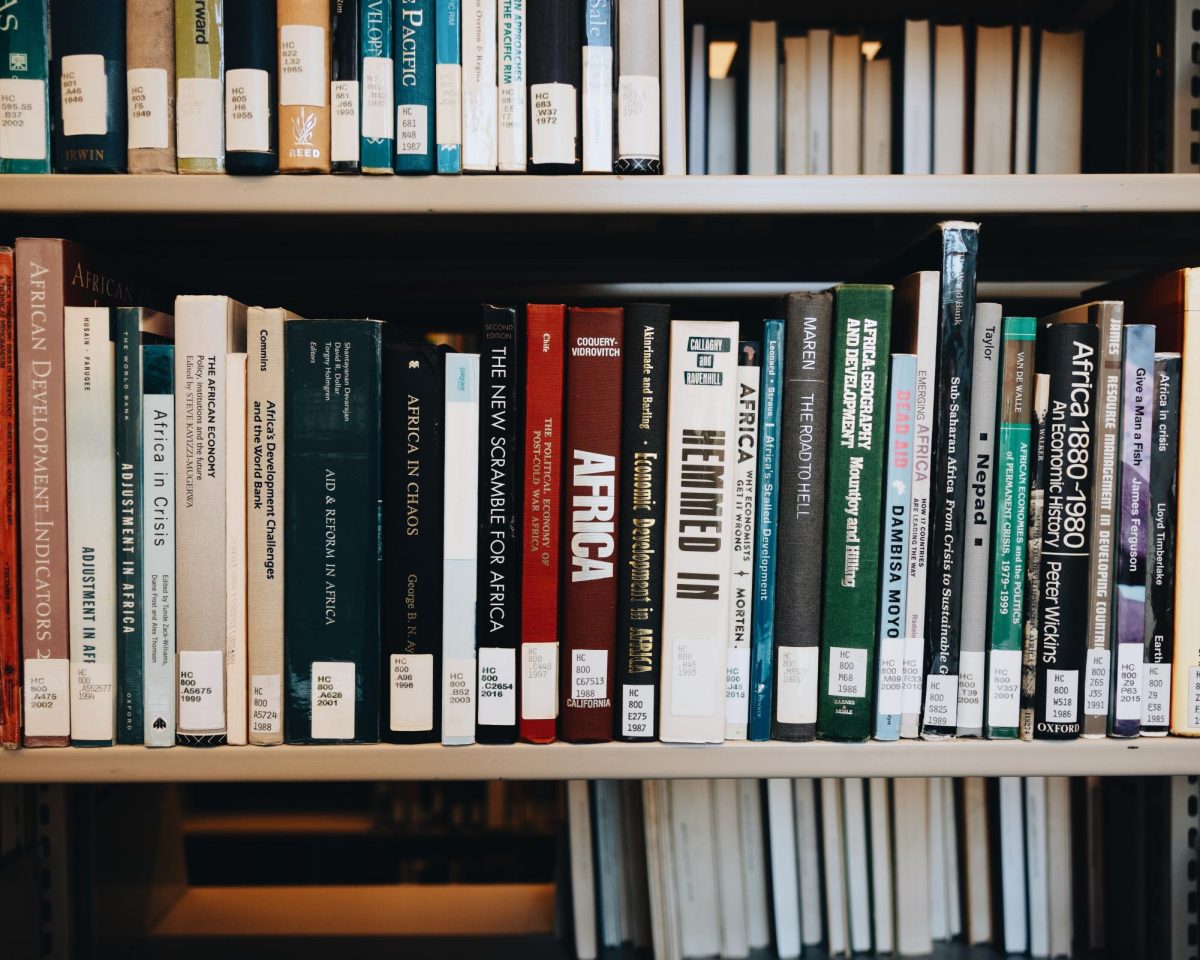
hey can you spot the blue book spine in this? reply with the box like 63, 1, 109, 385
394, 0, 434, 171
0, 0, 51, 172
361, 0, 395, 171
874, 354, 916, 740
434, 0, 460, 172
749, 320, 784, 740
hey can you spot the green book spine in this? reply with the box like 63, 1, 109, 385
174, 0, 225, 173
0, 0, 51, 172
817, 284, 893, 742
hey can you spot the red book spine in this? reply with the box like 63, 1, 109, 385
0, 249, 18, 750
519, 305, 566, 744
561, 307, 623, 742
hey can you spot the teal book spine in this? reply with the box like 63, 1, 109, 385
284, 320, 383, 744
434, 0, 461, 172
0, 0, 51, 172
361, 0, 395, 171
142, 344, 175, 746
394, 0, 434, 172
874, 353, 916, 740
749, 320, 783, 741
816, 284, 893, 742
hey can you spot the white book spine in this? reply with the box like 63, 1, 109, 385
1014, 26, 1033, 174
656, 0, 684, 174
932, 25, 965, 174
867, 777, 894, 953
1046, 776, 1073, 957
1034, 31, 1084, 174
462, 0, 498, 170
943, 776, 962, 937
806, 29, 831, 174
765, 778, 801, 959
829, 33, 861, 175
616, 0, 660, 168
65, 307, 116, 744
497, 0, 526, 171
964, 776, 994, 944
442, 354, 479, 744
687, 23, 706, 174
893, 777, 932, 955
737, 779, 771, 950
794, 777, 824, 945
747, 20, 778, 174
902, 20, 931, 173
224, 354, 248, 745
820, 778, 849, 956
670, 779, 722, 958
782, 37, 808, 175
927, 776, 948, 939
143, 355, 176, 747
660, 321, 739, 743
1026, 776, 1050, 958
998, 776, 1028, 952
712, 780, 749, 959
706, 76, 736, 175
567, 780, 599, 960
972, 26, 1014, 173
843, 777, 872, 953
862, 57, 891, 175
581, 3, 614, 173
726, 360, 759, 739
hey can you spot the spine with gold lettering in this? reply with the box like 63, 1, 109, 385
52, 0, 127, 171
278, 0, 332, 172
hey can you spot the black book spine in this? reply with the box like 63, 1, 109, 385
475, 305, 524, 743
614, 303, 670, 741
381, 337, 447, 743
225, 0, 279, 174
114, 309, 143, 744
332, 0, 361, 172
51, 0, 127, 171
921, 221, 980, 739
770, 291, 834, 742
1032, 321, 1101, 740
527, 0, 581, 172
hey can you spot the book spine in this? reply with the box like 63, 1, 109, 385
771, 292, 833, 742
527, 0, 580, 172
114, 309, 144, 744
283, 321, 382, 743
874, 354, 916, 740
660, 321, 738, 742
65, 307, 116, 746
0, 0, 51, 173
817, 285, 894, 743
615, 303, 669, 741
434, 0, 462, 172
921, 222, 979, 738
1111, 325, 1155, 737
1020, 374, 1051, 741
394, 0, 435, 172
225, 353, 248, 745
748, 320, 782, 741
224, 0, 278, 174
125, 0, 176, 173
1143, 354, 1181, 735
331, 0, 361, 171
581, 0, 613, 173
986, 316, 1036, 739
360, 0, 395, 171
615, 0, 660, 173
475, 306, 522, 743
174, 0, 224, 173
462, 0, 497, 170
562, 307, 623, 742
955, 303, 1001, 737
1032, 321, 1100, 740
51, 0, 127, 171
0, 250, 16, 749
278, 0, 332, 172
497, 0, 526, 171
142, 344, 175, 746
725, 344, 759, 740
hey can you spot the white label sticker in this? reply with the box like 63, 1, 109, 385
956, 650, 985, 731
923, 673, 959, 728
310, 662, 355, 740
435, 63, 462, 145
0, 78, 48, 160
225, 68, 270, 152
396, 103, 429, 155
618, 74, 659, 158
362, 57, 394, 140
581, 46, 612, 171
23, 658, 69, 738
330, 79, 359, 162
827, 646, 868, 699
1142, 662, 1171, 728
901, 634, 924, 717
987, 649, 1022, 729
775, 646, 818, 725
1046, 668, 1079, 724
622, 684, 654, 738
126, 67, 168, 149
442, 656, 476, 739
875, 637, 904, 716
725, 647, 750, 725
60, 54, 107, 137
71, 663, 114, 741
478, 647, 516, 726
250, 673, 282, 737
178, 649, 224, 732
671, 639, 717, 717
530, 81, 576, 165
521, 642, 557, 720
280, 24, 328, 105
1115, 643, 1143, 721
571, 648, 608, 702
498, 79, 526, 169
1189, 666, 1200, 729
176, 77, 223, 159
1084, 648, 1110, 717
390, 654, 433, 731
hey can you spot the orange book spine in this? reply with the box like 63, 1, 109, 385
278, 0, 332, 172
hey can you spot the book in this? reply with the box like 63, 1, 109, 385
442, 353, 479, 744
670, 780, 722, 958
738, 779, 771, 950
861, 56, 891, 174
921, 221, 980, 739
987, 317, 1036, 739
706, 75, 735, 175
615, 0, 659, 174
765, 778, 800, 959
1046, 776, 1073, 956
0, 0, 50, 172
902, 20, 931, 174
174, 296, 247, 746
747, 21, 777, 174
567, 780, 598, 960
1035, 30, 1084, 174
463, 0, 497, 171
330, 0, 360, 172
357, 0, 393, 172
962, 777, 992, 943
615, 304, 669, 742
1021, 374, 1051, 741
927, 775, 947, 938
52, 0, 126, 171
932, 24, 964, 173
686, 22, 704, 174
278, 0, 332, 173
806, 28, 830, 174
781, 36, 807, 175
868, 777, 895, 952
820, 778, 849, 954
224, 353, 248, 745
793, 777, 823, 946
175, 0, 224, 173
712, 779, 749, 959
283, 320, 382, 743
225, 0, 278, 174
528, 0, 579, 172
475, 305, 523, 743
126, 0, 175, 173
956, 302, 1001, 737
497, 0, 526, 171
817, 284, 893, 743
562, 307, 622, 743
726, 342, 759, 740
434, 0, 462, 173
874, 353, 916, 741
972, 25, 1012, 173
892, 777, 932, 954
394, 0, 435, 173
0, 250, 16, 749
771, 292, 832, 742
659, 320, 738, 743
843, 778, 872, 952
581, 0, 612, 173
1014, 25, 1032, 173
829, 32, 861, 175
657, 0, 683, 174
998, 776, 1027, 951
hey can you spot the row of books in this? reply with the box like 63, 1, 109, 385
570, 776, 1197, 959
0, 0, 663, 175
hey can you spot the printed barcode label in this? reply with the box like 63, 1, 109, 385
22, 658, 69, 738
225, 68, 270, 153
775, 646, 818, 724
435, 64, 462, 145
530, 81, 576, 165
618, 74, 660, 157
956, 650, 985, 731
442, 657, 476, 739
310, 662, 355, 740
280, 25, 327, 106
178, 650, 224, 732
361, 57, 394, 140
71, 663, 114, 741
571, 649, 607, 702
923, 673, 958, 728
901, 635, 924, 717
670, 639, 717, 717
250, 673, 282, 737
0, 78, 47, 160
396, 104, 429, 155
176, 77, 223, 159
477, 647, 516, 726
1142, 663, 1171, 728
60, 54, 107, 137
330, 80, 359, 162
1115, 643, 1142, 721
1084, 648, 1110, 717
1046, 668, 1079, 724
126, 68, 169, 149
521, 643, 557, 720
389, 654, 433, 731
622, 684, 654, 738
987, 649, 1022, 729
875, 637, 904, 716
725, 647, 751, 725
1189, 666, 1200, 729
827, 646, 867, 699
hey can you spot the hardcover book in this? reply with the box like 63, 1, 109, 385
1020, 374, 1051, 741
52, 0, 127, 171
463, 0, 498, 170
126, 0, 175, 173
497, 0, 526, 171
817, 285, 893, 743
581, 0, 613, 173
331, 0, 360, 171
616, 0, 661, 173
726, 342, 759, 740
142, 343, 175, 745
283, 319, 382, 743
225, 353, 248, 745
278, 0, 332, 172
434, 0, 462, 173
360, 0, 395, 172
175, 0, 224, 173
225, 0, 278, 174
0, 250, 16, 749
394, 0, 435, 172
0, 0, 50, 172
528, 0, 580, 172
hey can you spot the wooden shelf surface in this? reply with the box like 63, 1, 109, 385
1, 738, 1198, 782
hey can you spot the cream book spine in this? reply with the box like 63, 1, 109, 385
225, 353, 248, 745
